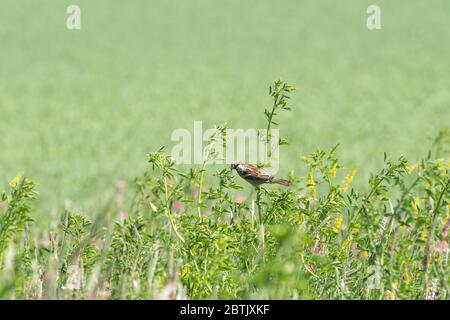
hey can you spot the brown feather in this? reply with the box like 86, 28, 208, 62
232, 162, 290, 188
271, 178, 290, 187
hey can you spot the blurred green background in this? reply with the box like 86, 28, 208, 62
1, 0, 449, 214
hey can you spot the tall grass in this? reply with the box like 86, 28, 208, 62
0, 81, 448, 300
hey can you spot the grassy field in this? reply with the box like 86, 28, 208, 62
0, 1, 449, 300
1, 102, 448, 299
1, 0, 449, 215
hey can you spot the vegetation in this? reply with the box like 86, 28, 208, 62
2, 1, 450, 213
1, 81, 448, 299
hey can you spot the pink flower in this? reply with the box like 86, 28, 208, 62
425, 279, 439, 300
116, 179, 126, 193
235, 195, 245, 204
435, 240, 449, 254
308, 242, 325, 256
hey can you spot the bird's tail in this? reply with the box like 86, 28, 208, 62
271, 178, 290, 187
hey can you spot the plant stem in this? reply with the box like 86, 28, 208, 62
164, 177, 185, 243
197, 133, 217, 218
256, 188, 265, 250
197, 172, 204, 219
264, 101, 277, 165
423, 178, 449, 297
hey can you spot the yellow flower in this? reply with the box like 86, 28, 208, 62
392, 282, 398, 290
420, 229, 428, 241
297, 212, 303, 224
434, 158, 450, 170
385, 290, 395, 300
9, 172, 24, 188
332, 213, 343, 233
299, 156, 309, 163
340, 167, 357, 192
307, 170, 316, 199
328, 163, 337, 180
360, 251, 369, 260
181, 265, 189, 277
403, 266, 410, 283
406, 163, 418, 175
412, 197, 420, 213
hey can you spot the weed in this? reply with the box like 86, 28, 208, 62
0, 81, 448, 300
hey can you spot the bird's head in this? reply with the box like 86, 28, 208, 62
230, 161, 243, 171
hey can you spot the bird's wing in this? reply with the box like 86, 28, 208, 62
241, 164, 272, 182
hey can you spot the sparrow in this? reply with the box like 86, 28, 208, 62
230, 161, 290, 187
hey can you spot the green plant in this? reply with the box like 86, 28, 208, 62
0, 81, 448, 300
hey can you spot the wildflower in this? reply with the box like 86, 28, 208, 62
425, 279, 439, 300
340, 235, 352, 252
172, 200, 183, 212
9, 172, 23, 188
433, 158, 450, 170
406, 163, 418, 175
297, 211, 303, 224
299, 155, 309, 163
435, 219, 450, 255
308, 242, 325, 256
420, 229, 428, 241
306, 170, 316, 199
181, 265, 189, 277
439, 217, 450, 240
119, 210, 128, 221
435, 240, 449, 254
328, 163, 337, 180
385, 290, 395, 300
235, 195, 245, 204
332, 213, 343, 233
116, 179, 126, 194
360, 250, 369, 260
159, 280, 178, 300
340, 167, 357, 192
412, 197, 420, 213
62, 265, 81, 291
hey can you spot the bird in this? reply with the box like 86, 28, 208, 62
230, 161, 290, 187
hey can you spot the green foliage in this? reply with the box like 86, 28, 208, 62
2, 1, 450, 216
0, 174, 36, 260
263, 79, 296, 165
